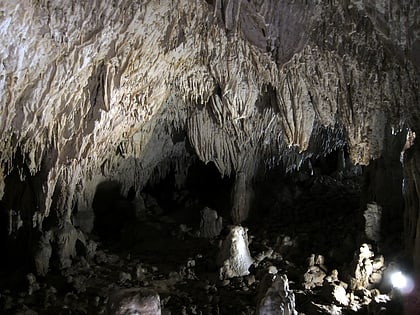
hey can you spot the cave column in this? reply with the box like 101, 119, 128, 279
231, 155, 256, 224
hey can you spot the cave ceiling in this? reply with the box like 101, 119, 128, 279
0, 0, 419, 226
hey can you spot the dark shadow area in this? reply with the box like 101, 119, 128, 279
250, 149, 364, 268
143, 160, 234, 225
92, 180, 136, 242
0, 163, 41, 290
185, 160, 234, 218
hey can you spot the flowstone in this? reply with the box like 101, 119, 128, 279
216, 225, 253, 279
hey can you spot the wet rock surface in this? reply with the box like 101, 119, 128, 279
0, 171, 412, 314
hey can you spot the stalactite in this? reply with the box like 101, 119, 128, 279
0, 0, 418, 268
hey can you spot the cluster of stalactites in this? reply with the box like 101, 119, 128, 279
0, 0, 418, 230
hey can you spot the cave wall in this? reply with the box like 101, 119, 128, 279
0, 0, 419, 268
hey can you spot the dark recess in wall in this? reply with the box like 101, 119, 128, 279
92, 180, 136, 242
143, 160, 234, 222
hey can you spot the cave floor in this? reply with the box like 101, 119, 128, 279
0, 174, 409, 314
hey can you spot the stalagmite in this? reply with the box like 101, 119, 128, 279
256, 273, 297, 315
364, 203, 382, 243
217, 225, 253, 279
198, 207, 223, 238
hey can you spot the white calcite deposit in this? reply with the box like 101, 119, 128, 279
364, 202, 382, 242
217, 225, 253, 279
256, 273, 297, 315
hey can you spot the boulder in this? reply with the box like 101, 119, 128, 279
107, 288, 161, 315
320, 284, 349, 306
256, 274, 297, 315
304, 265, 326, 289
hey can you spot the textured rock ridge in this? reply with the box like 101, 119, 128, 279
0, 0, 418, 267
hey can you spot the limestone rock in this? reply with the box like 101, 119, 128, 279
55, 222, 84, 269
15, 307, 38, 315
307, 302, 343, 315
26, 273, 40, 296
216, 225, 253, 279
256, 274, 297, 315
254, 248, 274, 267
304, 265, 326, 290
34, 230, 53, 277
198, 207, 223, 238
320, 284, 349, 306
349, 244, 385, 291
118, 272, 132, 285
303, 254, 327, 289
363, 203, 382, 242
107, 288, 161, 315
0, 0, 418, 280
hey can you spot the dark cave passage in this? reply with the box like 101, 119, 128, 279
141, 160, 234, 227
249, 150, 365, 266
92, 180, 136, 242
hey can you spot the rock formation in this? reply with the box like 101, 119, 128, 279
0, 0, 419, 304
107, 288, 161, 315
34, 230, 53, 276
217, 225, 253, 279
256, 273, 297, 315
363, 203, 382, 243
198, 206, 223, 238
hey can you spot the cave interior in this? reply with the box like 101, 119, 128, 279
0, 0, 419, 314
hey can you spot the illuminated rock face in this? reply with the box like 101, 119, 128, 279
107, 288, 161, 315
0, 1, 419, 268
256, 274, 297, 315
217, 225, 253, 279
